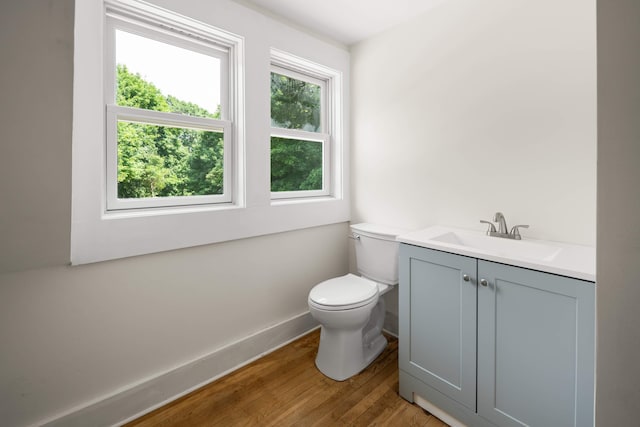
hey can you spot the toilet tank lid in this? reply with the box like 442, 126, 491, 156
350, 223, 409, 240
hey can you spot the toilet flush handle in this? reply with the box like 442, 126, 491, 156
348, 233, 361, 240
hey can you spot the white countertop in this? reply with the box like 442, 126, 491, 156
397, 225, 596, 282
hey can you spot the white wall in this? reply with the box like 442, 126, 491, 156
596, 1, 640, 424
0, 225, 348, 426
350, 0, 597, 246
0, 1, 73, 273
0, 1, 350, 426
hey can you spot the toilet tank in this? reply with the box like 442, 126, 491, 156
351, 223, 407, 285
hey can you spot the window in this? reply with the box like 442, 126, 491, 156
270, 51, 339, 199
105, 6, 234, 210
72, 0, 348, 265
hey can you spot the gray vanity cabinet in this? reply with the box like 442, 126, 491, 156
399, 244, 595, 427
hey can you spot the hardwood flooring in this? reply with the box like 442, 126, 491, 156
125, 329, 448, 426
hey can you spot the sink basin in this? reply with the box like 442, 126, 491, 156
430, 230, 562, 262
397, 225, 596, 281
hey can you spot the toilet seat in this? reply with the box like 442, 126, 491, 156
309, 274, 378, 311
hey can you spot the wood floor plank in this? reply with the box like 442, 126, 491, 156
307, 340, 403, 426
126, 329, 448, 427
379, 403, 436, 427
336, 371, 397, 424
200, 348, 317, 423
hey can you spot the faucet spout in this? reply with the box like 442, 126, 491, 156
482, 212, 528, 240
493, 212, 508, 234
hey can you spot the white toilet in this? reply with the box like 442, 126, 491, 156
307, 223, 405, 381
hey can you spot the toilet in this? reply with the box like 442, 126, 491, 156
307, 223, 406, 381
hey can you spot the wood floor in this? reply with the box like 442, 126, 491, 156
125, 329, 448, 426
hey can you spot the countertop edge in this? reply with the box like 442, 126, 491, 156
398, 227, 596, 283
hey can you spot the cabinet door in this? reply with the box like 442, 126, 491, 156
477, 260, 595, 427
399, 245, 477, 410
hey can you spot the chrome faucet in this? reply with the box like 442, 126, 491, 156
480, 212, 529, 240
494, 212, 508, 234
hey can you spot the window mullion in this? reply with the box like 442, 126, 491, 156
270, 127, 328, 142
270, 64, 326, 88
107, 105, 230, 131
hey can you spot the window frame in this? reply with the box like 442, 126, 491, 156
269, 52, 339, 201
72, 0, 349, 266
104, 6, 235, 211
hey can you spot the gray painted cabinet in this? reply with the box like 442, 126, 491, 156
399, 244, 595, 427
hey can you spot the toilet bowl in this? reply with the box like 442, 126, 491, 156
308, 274, 388, 381
307, 223, 405, 381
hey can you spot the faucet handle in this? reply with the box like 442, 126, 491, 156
510, 225, 529, 240
480, 220, 497, 234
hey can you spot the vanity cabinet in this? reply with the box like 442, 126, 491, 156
399, 244, 595, 427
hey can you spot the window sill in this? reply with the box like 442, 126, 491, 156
71, 196, 349, 265
270, 195, 338, 206
102, 202, 243, 220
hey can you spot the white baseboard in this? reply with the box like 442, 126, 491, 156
40, 312, 319, 427
414, 394, 467, 427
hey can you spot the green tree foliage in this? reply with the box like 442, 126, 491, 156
117, 65, 169, 111
116, 65, 223, 198
270, 73, 323, 191
116, 65, 323, 199
270, 72, 320, 132
271, 137, 322, 191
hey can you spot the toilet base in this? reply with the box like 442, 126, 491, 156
314, 298, 388, 381
315, 327, 387, 381
363, 333, 388, 366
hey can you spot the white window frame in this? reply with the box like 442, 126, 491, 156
72, 1, 350, 266
104, 3, 236, 211
270, 50, 340, 200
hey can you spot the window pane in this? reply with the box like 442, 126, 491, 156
271, 137, 323, 191
117, 121, 224, 199
271, 72, 321, 132
116, 30, 221, 119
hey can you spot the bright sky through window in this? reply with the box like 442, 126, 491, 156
115, 30, 221, 113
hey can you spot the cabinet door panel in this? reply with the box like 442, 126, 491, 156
477, 260, 595, 427
399, 245, 477, 410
